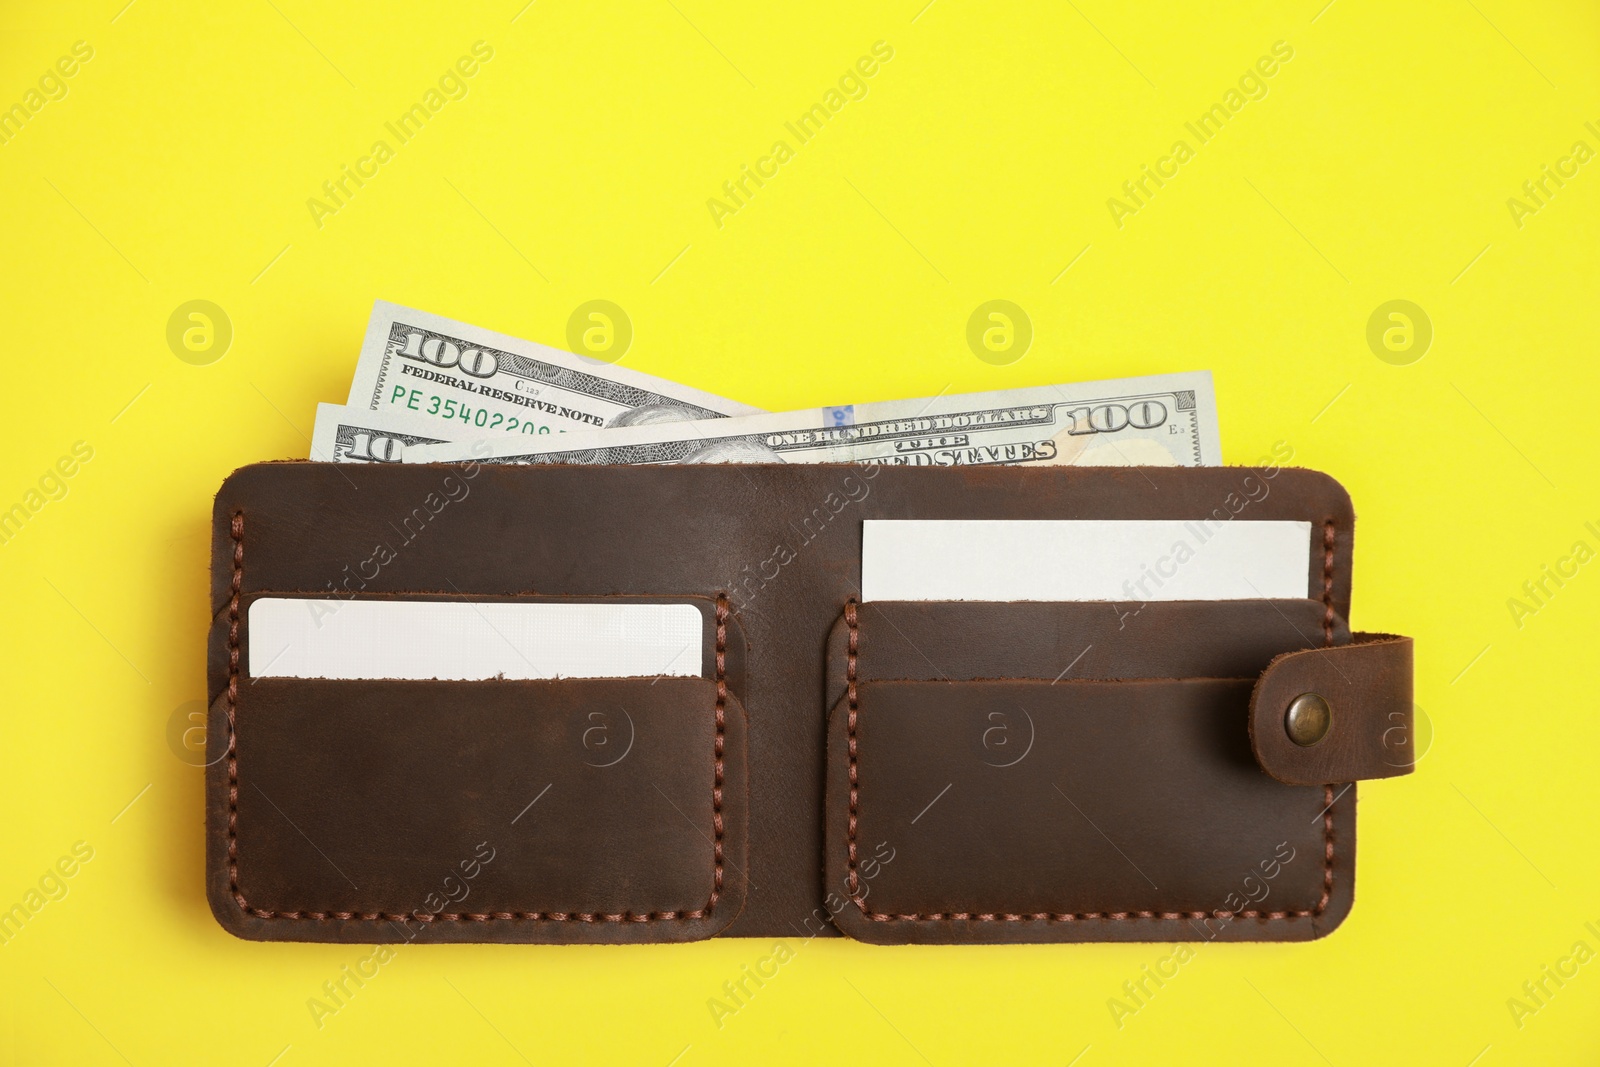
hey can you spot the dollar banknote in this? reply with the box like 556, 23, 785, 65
310, 403, 459, 463
345, 300, 762, 440
402, 371, 1220, 468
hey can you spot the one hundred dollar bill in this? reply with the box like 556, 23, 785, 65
310, 403, 463, 463
402, 372, 1221, 468
346, 300, 762, 439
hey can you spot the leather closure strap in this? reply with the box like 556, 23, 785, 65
1248, 633, 1415, 785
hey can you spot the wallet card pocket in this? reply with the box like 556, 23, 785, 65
206, 593, 748, 944
823, 599, 1352, 944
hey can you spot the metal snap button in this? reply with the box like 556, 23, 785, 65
1285, 692, 1331, 747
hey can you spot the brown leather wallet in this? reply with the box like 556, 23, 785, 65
206, 460, 1413, 945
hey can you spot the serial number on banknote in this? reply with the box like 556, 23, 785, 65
382, 385, 559, 435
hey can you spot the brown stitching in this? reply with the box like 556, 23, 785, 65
1316, 782, 1335, 914
845, 599, 860, 898
227, 513, 244, 913
709, 595, 728, 914
226, 510, 725, 925
844, 597, 1339, 924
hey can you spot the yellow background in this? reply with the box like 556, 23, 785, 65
2, 0, 1597, 1063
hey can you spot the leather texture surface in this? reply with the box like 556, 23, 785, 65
207, 460, 1402, 944
824, 599, 1350, 711
207, 677, 748, 944
825, 680, 1350, 944
821, 597, 1362, 944
1249, 633, 1415, 785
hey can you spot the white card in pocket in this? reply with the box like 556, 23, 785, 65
861, 519, 1312, 602
247, 599, 704, 680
